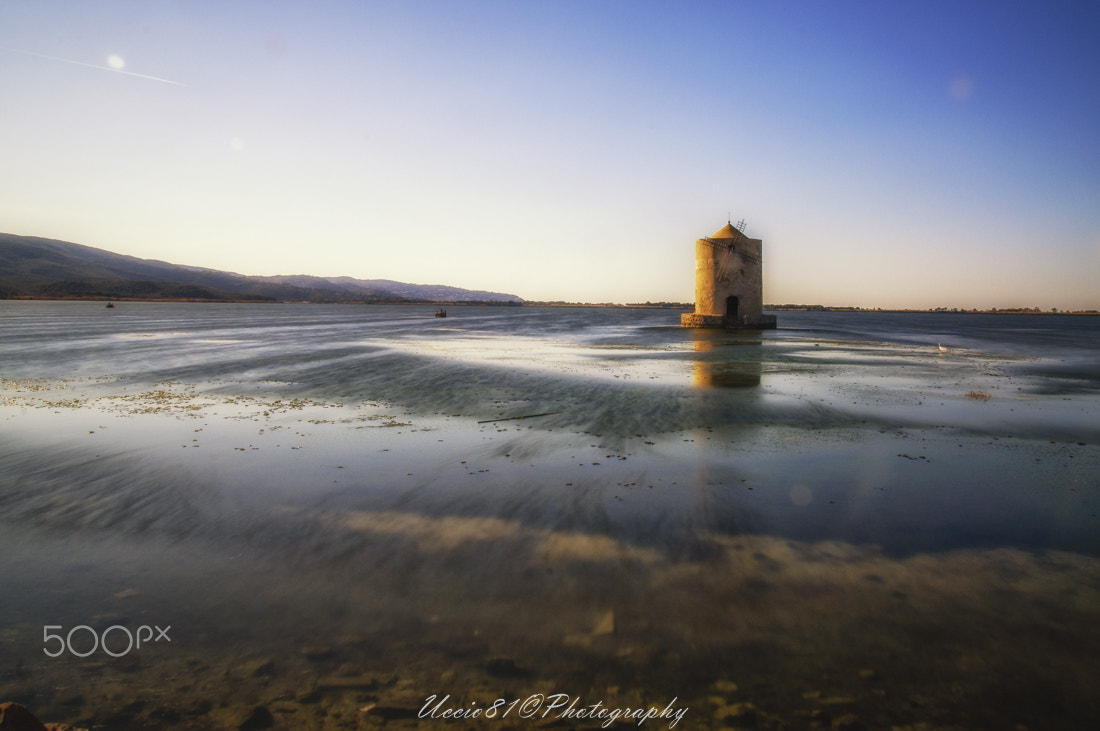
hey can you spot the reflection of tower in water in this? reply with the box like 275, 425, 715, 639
690, 336, 762, 388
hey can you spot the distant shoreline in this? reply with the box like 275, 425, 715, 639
3, 295, 521, 306
763, 305, 1100, 315
4, 296, 1097, 315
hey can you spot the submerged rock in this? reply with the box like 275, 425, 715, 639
0, 702, 88, 731
361, 705, 419, 721
316, 674, 379, 690
593, 610, 616, 636
299, 646, 336, 662
235, 705, 274, 730
485, 657, 533, 679
0, 703, 46, 731
713, 701, 756, 724
831, 714, 866, 731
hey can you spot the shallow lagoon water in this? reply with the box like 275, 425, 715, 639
1, 302, 1098, 729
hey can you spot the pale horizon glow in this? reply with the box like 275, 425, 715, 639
1, 1, 1097, 309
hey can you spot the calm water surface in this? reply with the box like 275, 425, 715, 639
1, 302, 1098, 729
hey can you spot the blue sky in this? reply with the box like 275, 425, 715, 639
2, 0, 1097, 308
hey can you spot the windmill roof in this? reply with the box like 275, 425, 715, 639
709, 222, 741, 240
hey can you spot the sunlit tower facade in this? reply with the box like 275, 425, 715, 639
680, 220, 776, 329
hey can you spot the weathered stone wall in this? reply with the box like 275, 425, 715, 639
687, 234, 773, 328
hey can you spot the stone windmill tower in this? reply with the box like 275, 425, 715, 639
681, 219, 776, 329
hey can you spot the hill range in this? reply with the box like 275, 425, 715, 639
0, 233, 522, 304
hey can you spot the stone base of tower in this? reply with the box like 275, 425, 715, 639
681, 313, 777, 329
680, 313, 725, 328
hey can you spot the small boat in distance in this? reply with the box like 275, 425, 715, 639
105, 302, 115, 309
435, 308, 447, 318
